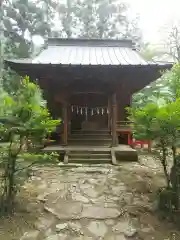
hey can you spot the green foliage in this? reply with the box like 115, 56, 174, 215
140, 42, 165, 61
2, 0, 142, 59
20, 152, 59, 163
158, 187, 178, 213
1, 0, 57, 94
3, 76, 60, 145
0, 75, 60, 215
129, 100, 180, 142
2, 69, 21, 94
54, 0, 141, 42
132, 64, 180, 108
164, 24, 180, 62
129, 64, 180, 214
132, 80, 168, 109
2, 0, 53, 58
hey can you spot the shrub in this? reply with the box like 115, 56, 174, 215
0, 76, 60, 215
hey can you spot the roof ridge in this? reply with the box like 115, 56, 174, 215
48, 38, 134, 48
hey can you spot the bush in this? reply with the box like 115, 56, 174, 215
0, 76, 60, 215
128, 64, 180, 215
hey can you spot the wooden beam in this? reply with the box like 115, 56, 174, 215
72, 91, 106, 95
112, 93, 117, 146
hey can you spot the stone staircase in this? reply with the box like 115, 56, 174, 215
44, 128, 138, 164
67, 149, 112, 164
63, 130, 113, 164
68, 129, 112, 147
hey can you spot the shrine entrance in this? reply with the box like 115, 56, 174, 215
70, 92, 109, 132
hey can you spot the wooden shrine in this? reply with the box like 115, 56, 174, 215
5, 38, 172, 163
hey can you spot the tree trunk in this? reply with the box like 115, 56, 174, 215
0, 155, 17, 215
160, 140, 170, 188
8, 156, 16, 207
0, 135, 21, 215
0, 0, 4, 83
171, 135, 180, 210
172, 145, 177, 165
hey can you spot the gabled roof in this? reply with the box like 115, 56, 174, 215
6, 38, 161, 66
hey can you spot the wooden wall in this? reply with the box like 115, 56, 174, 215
38, 73, 132, 122
116, 82, 132, 121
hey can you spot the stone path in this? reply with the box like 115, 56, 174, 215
21, 158, 180, 240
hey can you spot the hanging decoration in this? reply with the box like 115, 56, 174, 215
102, 108, 104, 115
97, 108, 100, 115
71, 105, 109, 116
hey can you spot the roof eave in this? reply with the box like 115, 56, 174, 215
5, 59, 173, 69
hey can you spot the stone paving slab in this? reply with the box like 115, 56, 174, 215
81, 205, 122, 219
21, 162, 180, 240
44, 201, 83, 220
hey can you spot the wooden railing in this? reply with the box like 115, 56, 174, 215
116, 121, 133, 131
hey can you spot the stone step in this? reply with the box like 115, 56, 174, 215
69, 138, 112, 142
69, 151, 111, 155
68, 141, 112, 146
68, 158, 112, 164
69, 137, 112, 142
69, 153, 111, 159
69, 134, 111, 139
71, 130, 110, 135
69, 129, 112, 147
67, 148, 112, 164
67, 149, 112, 153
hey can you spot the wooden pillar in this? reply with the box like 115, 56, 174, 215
112, 92, 117, 146
108, 94, 111, 130
63, 102, 68, 145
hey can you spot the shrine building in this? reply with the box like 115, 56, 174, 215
5, 38, 172, 163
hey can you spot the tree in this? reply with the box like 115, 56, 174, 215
132, 63, 179, 109
140, 42, 165, 61
132, 75, 171, 109
0, 0, 5, 82
128, 64, 180, 213
55, 0, 141, 41
0, 76, 59, 215
164, 24, 180, 62
2, 0, 55, 58
129, 100, 180, 212
1, 0, 58, 94
158, 21, 180, 62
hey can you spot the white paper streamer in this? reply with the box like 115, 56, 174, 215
71, 105, 109, 116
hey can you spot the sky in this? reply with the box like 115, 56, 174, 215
126, 0, 180, 43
